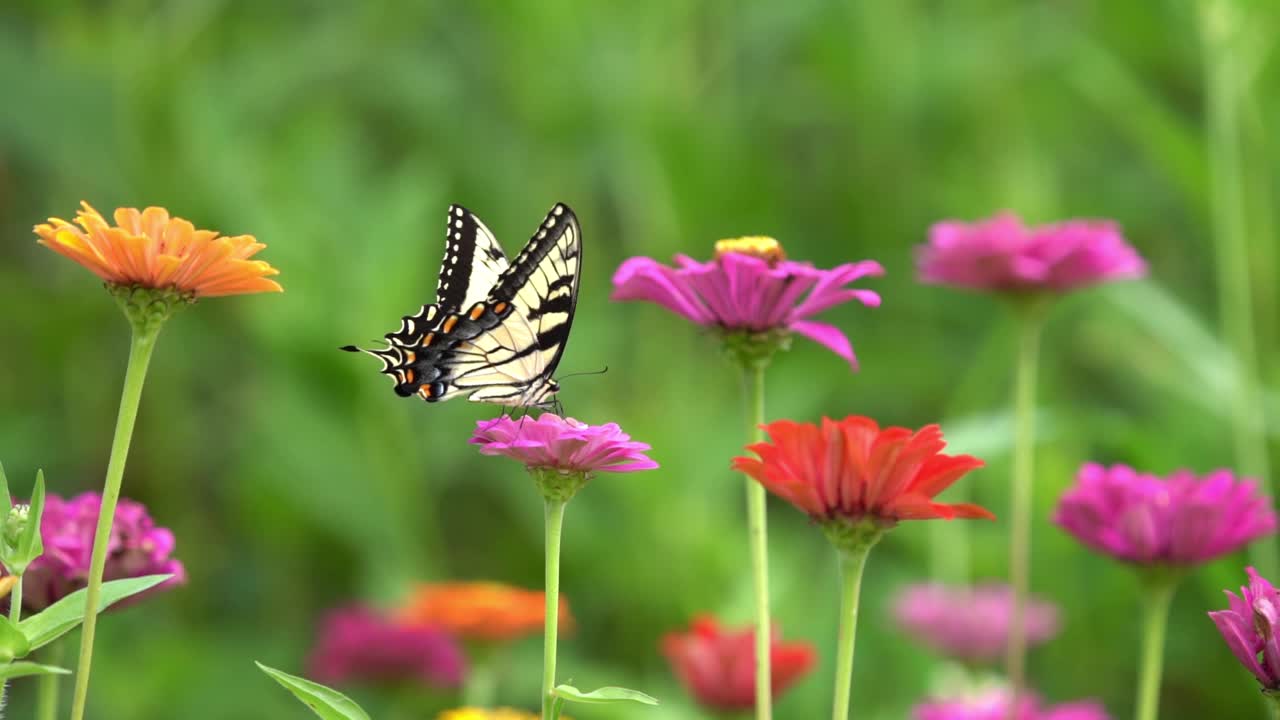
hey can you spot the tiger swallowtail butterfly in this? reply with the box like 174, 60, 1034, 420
342, 202, 582, 408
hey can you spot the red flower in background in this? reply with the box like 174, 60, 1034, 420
733, 417, 993, 526
662, 615, 815, 712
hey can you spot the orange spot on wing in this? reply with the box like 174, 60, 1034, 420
442, 316, 459, 334
404, 369, 415, 383
424, 332, 435, 346
493, 302, 508, 314
419, 385, 433, 399
469, 304, 486, 321
406, 351, 416, 363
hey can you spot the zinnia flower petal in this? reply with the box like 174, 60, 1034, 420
1210, 567, 1280, 689
397, 582, 572, 643
308, 604, 465, 688
470, 414, 658, 476
735, 416, 991, 525
612, 244, 881, 368
1053, 464, 1277, 566
893, 583, 1060, 663
661, 615, 815, 712
35, 201, 282, 298
917, 211, 1145, 294
8, 492, 184, 612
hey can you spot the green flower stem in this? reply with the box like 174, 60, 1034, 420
463, 645, 500, 708
38, 640, 64, 720
743, 360, 772, 720
1266, 691, 1280, 720
1005, 300, 1046, 712
69, 317, 165, 720
831, 543, 874, 720
8, 574, 21, 624
541, 497, 567, 719
1134, 578, 1178, 720
1199, 0, 1277, 575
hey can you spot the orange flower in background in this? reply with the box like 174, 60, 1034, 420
398, 582, 572, 643
34, 202, 282, 297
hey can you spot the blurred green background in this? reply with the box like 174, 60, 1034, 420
2, 1, 1279, 718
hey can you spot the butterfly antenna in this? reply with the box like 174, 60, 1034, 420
555, 366, 609, 382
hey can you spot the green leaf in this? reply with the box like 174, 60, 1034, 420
0, 616, 31, 662
14, 470, 45, 571
18, 574, 172, 651
0, 460, 11, 515
554, 684, 660, 707
256, 662, 372, 720
0, 661, 70, 681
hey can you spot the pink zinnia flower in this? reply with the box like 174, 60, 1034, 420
1209, 566, 1280, 690
914, 687, 1110, 720
308, 604, 465, 688
893, 583, 1060, 664
470, 414, 658, 475
1053, 463, 1277, 566
661, 615, 816, 712
917, 212, 1145, 294
11, 492, 185, 611
611, 237, 883, 368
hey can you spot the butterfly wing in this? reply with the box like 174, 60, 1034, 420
343, 204, 508, 390
439, 202, 582, 406
435, 204, 509, 313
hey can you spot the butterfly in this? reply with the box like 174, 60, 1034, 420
342, 202, 582, 408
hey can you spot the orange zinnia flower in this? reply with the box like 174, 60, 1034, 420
397, 582, 572, 643
34, 202, 281, 297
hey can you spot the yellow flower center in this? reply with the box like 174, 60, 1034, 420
714, 236, 786, 264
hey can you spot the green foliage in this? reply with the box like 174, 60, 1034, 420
553, 684, 659, 707
255, 663, 371, 720
0, 1, 1278, 719
0, 662, 70, 681
0, 466, 45, 575
18, 575, 173, 652
0, 617, 30, 664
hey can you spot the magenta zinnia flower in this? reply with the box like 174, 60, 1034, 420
11, 492, 185, 611
917, 212, 1145, 294
914, 688, 1110, 720
1053, 463, 1277, 566
893, 583, 1060, 664
1209, 566, 1280, 690
471, 414, 658, 475
308, 604, 465, 688
611, 238, 883, 368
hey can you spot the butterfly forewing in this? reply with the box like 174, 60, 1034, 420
442, 203, 581, 405
436, 204, 509, 314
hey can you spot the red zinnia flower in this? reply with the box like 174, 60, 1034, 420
732, 417, 993, 527
661, 615, 816, 712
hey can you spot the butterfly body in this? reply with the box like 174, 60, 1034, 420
343, 203, 581, 408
